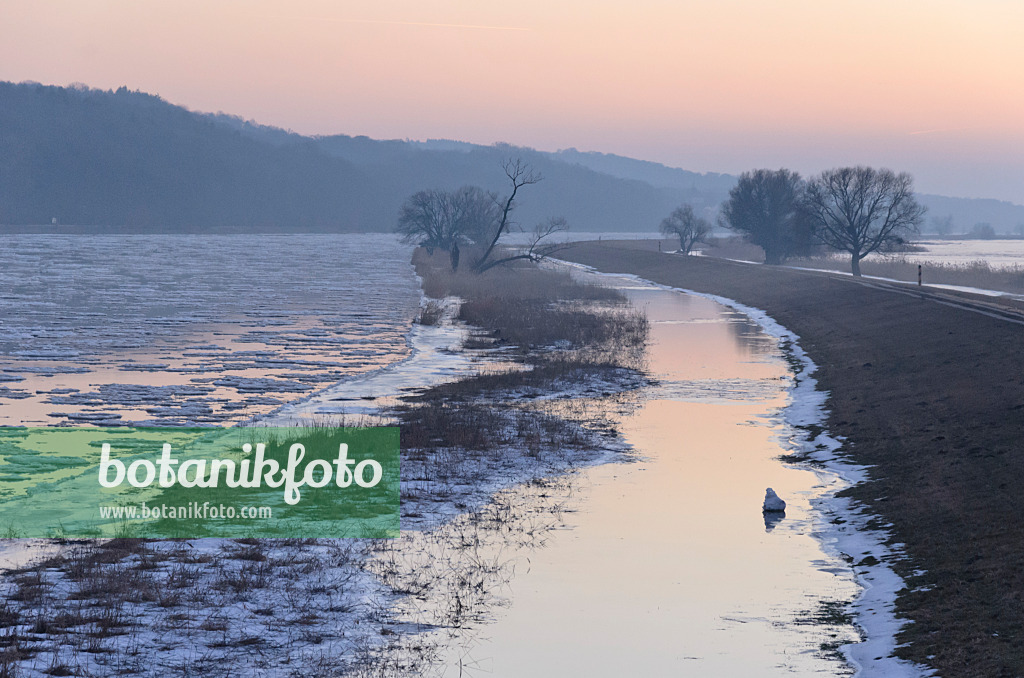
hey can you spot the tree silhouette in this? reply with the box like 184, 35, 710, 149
659, 204, 711, 255
719, 169, 813, 264
474, 158, 542, 272
805, 166, 925, 276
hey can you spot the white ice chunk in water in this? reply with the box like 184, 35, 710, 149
763, 487, 787, 512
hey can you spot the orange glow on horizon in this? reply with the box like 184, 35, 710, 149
1, 0, 1022, 202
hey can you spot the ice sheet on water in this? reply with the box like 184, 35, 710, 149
0, 386, 32, 400
4, 365, 91, 375
1, 234, 422, 425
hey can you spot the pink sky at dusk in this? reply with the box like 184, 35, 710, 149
2, 0, 1022, 203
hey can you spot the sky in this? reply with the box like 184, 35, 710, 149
2, 0, 1023, 204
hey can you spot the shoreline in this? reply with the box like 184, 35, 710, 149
0, 254, 649, 677
424, 262, 871, 675
560, 240, 1024, 676
665, 282, 926, 677
560, 258, 929, 676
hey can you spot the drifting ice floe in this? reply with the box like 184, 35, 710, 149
763, 487, 787, 512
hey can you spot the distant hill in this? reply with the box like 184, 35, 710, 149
2, 81, 1022, 234
0, 82, 706, 232
547, 148, 735, 194
0, 83, 383, 231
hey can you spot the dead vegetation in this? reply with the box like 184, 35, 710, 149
0, 246, 650, 676
396, 247, 648, 537
415, 246, 645, 361
787, 254, 1024, 292
398, 247, 648, 459
699, 235, 1024, 293
0, 537, 381, 676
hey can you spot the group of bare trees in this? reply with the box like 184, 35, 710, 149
396, 158, 567, 273
396, 186, 500, 254
399, 157, 925, 278
661, 165, 926, 276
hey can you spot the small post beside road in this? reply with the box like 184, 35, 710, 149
918, 264, 922, 287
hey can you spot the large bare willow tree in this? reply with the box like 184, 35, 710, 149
805, 166, 926, 276
396, 186, 500, 255
719, 169, 813, 264
473, 158, 543, 272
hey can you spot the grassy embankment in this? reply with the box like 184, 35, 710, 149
702, 236, 1024, 293
560, 240, 1024, 678
0, 248, 649, 677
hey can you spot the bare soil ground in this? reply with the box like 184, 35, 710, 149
560, 240, 1024, 678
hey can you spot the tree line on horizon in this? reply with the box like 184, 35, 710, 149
395, 158, 928, 278
659, 166, 927, 276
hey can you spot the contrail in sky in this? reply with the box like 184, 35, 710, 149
339, 18, 531, 31
908, 127, 970, 136
253, 13, 531, 32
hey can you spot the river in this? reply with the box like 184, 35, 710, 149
428, 269, 866, 676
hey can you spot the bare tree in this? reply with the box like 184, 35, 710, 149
719, 169, 814, 264
475, 217, 570, 273
474, 158, 542, 272
805, 166, 926, 276
453, 185, 501, 245
659, 204, 711, 255
398, 158, 563, 273
395, 185, 499, 262
396, 189, 449, 252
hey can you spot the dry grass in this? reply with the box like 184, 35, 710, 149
415, 301, 446, 327
0, 537, 391, 676
789, 254, 1024, 292
397, 247, 648, 465
413, 247, 644, 363
0, 246, 650, 677
416, 246, 623, 305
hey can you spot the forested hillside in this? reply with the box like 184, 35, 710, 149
0, 83, 710, 232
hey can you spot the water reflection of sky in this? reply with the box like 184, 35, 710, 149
429, 272, 861, 677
